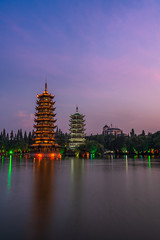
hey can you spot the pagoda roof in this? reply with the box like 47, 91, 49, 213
31, 143, 55, 147
69, 121, 85, 125
35, 112, 55, 116
36, 105, 55, 109
70, 113, 85, 118
34, 118, 56, 122
35, 130, 55, 133
69, 124, 85, 127
34, 124, 56, 127
37, 82, 54, 98
37, 92, 54, 98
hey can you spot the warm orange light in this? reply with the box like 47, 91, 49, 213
50, 153, 55, 158
36, 153, 43, 159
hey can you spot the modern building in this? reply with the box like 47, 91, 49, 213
69, 106, 86, 150
31, 83, 59, 152
103, 125, 123, 136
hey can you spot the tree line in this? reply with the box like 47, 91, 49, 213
1, 128, 160, 156
82, 129, 160, 156
0, 129, 34, 153
0, 128, 69, 154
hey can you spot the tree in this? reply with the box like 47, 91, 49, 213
10, 130, 14, 141
77, 140, 104, 156
130, 129, 135, 137
3, 129, 6, 138
24, 131, 27, 143
141, 130, 145, 136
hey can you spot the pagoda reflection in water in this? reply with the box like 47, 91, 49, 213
31, 83, 59, 154
29, 159, 55, 240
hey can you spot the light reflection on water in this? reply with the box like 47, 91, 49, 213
1, 156, 160, 239
7, 155, 12, 190
30, 159, 55, 239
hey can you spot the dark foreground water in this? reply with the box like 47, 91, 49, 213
0, 156, 160, 240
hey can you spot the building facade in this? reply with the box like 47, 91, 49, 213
69, 106, 85, 150
31, 83, 59, 152
103, 125, 123, 136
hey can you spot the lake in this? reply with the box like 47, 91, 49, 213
0, 155, 160, 240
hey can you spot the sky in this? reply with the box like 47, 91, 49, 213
1, 0, 160, 135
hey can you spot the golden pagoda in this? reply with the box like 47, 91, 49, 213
31, 82, 59, 153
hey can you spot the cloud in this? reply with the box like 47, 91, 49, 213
16, 110, 27, 118
15, 110, 34, 128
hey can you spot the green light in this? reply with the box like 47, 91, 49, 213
9, 150, 13, 155
91, 146, 97, 154
20, 154, 22, 165
60, 147, 65, 155
122, 147, 127, 153
8, 155, 12, 190
148, 155, 151, 168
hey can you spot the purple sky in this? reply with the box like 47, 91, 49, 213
1, 0, 160, 135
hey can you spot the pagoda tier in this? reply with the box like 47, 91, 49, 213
36, 99, 54, 103
34, 118, 56, 122
34, 124, 56, 128
69, 134, 85, 138
69, 126, 86, 130
70, 128, 85, 133
36, 105, 56, 112
30, 83, 59, 153
35, 112, 55, 116
69, 106, 86, 150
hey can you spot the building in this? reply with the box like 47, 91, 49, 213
103, 125, 123, 136
31, 82, 59, 152
69, 106, 85, 150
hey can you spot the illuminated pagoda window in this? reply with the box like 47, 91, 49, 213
69, 106, 86, 150
31, 82, 59, 152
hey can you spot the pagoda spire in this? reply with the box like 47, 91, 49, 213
76, 105, 78, 113
45, 81, 47, 93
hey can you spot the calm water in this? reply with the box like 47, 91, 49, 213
0, 156, 160, 240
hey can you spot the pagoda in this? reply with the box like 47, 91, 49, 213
69, 106, 86, 150
31, 82, 59, 153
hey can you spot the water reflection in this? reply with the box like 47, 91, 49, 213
125, 155, 128, 175
70, 158, 84, 187
148, 155, 151, 168
30, 159, 55, 240
20, 154, 22, 166
68, 158, 85, 237
1, 156, 4, 168
8, 155, 12, 190
1, 157, 160, 239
